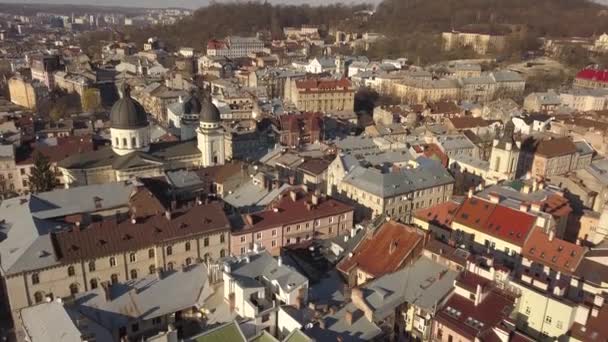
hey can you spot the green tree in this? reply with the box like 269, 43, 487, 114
29, 152, 57, 193
82, 88, 102, 113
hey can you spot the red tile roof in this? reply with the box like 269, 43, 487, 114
484, 205, 536, 246
423, 143, 449, 167
448, 117, 497, 130
436, 289, 515, 340
337, 220, 423, 278
453, 197, 536, 247
570, 302, 608, 342
207, 39, 227, 50
16, 135, 95, 165
576, 68, 608, 83
235, 191, 353, 234
51, 202, 230, 264
542, 194, 572, 218
522, 228, 586, 275
414, 200, 459, 230
452, 197, 496, 231
521, 136, 577, 158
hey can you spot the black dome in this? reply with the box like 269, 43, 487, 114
183, 95, 202, 115
199, 96, 220, 123
110, 84, 148, 129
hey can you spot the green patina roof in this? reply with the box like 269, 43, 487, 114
283, 329, 312, 342
192, 321, 246, 342
250, 331, 280, 342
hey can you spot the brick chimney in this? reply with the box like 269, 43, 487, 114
345, 309, 354, 326
489, 192, 500, 203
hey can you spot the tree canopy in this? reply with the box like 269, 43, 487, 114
29, 153, 58, 193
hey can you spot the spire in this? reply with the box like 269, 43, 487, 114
120, 82, 131, 98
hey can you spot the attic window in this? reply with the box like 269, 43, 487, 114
540, 252, 545, 259
557, 246, 563, 252
571, 251, 576, 257
530, 247, 536, 255
516, 233, 522, 238
551, 256, 557, 263
461, 213, 469, 219
123, 234, 132, 241
98, 239, 107, 245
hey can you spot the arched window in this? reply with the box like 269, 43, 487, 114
90, 279, 98, 289
131, 137, 136, 148
130, 269, 138, 280
167, 262, 174, 271
111, 274, 118, 285
122, 138, 127, 147
185, 257, 192, 266
166, 245, 173, 256
220, 249, 226, 258
31, 273, 40, 285
149, 265, 156, 274
109, 257, 116, 267
185, 241, 191, 251
69, 283, 79, 295
67, 266, 75, 277
88, 261, 96, 272
34, 291, 44, 303
129, 253, 136, 263
148, 248, 155, 259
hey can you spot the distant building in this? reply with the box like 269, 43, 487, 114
207, 36, 264, 58
231, 190, 354, 256
30, 54, 61, 89
442, 29, 507, 55
574, 68, 608, 89
290, 78, 355, 113
594, 33, 608, 51
523, 90, 561, 112
8, 77, 47, 109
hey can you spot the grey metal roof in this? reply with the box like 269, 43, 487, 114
360, 256, 459, 320
306, 302, 382, 342
586, 158, 608, 185
342, 159, 454, 198
20, 302, 87, 342
58, 140, 199, 170
20, 301, 114, 342
574, 141, 594, 155
436, 134, 476, 152
223, 181, 290, 211
72, 263, 212, 330
0, 196, 59, 275
110, 86, 148, 129
226, 251, 307, 293
0, 182, 138, 275
200, 96, 221, 123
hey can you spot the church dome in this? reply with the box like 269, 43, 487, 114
183, 95, 202, 115
199, 95, 220, 123
110, 84, 148, 129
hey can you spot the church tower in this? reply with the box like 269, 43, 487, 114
110, 83, 150, 156
197, 91, 225, 167
489, 120, 519, 180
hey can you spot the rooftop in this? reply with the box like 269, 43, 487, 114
522, 228, 586, 275
337, 220, 423, 278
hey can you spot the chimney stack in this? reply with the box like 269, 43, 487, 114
548, 229, 555, 241
468, 188, 474, 199
289, 190, 297, 202
345, 309, 354, 326
489, 192, 500, 203
519, 202, 529, 212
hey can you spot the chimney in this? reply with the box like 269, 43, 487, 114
467, 188, 474, 199
525, 171, 531, 180
311, 194, 319, 206
289, 190, 297, 202
489, 192, 500, 203
101, 282, 112, 301
519, 202, 529, 213
165, 210, 172, 220
389, 240, 398, 254
548, 229, 555, 241
474, 284, 482, 306
531, 202, 542, 212
345, 309, 354, 326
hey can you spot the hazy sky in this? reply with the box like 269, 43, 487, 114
1, 0, 377, 9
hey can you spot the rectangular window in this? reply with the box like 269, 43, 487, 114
271, 240, 277, 247
204, 237, 209, 247
256, 232, 262, 240
272, 229, 277, 236
240, 236, 246, 243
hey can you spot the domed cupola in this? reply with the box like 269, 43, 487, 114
110, 83, 148, 129
199, 92, 221, 127
183, 93, 202, 115
110, 83, 151, 156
